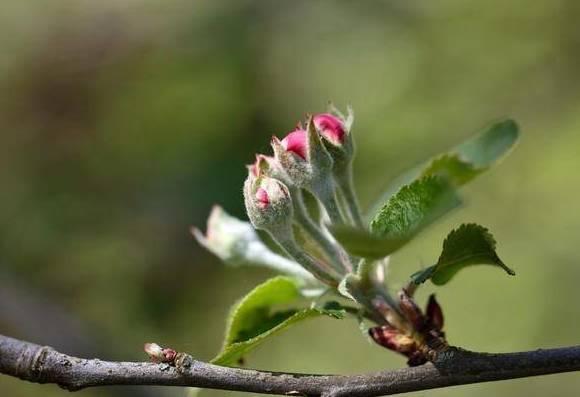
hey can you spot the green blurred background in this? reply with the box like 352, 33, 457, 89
1, 1, 579, 396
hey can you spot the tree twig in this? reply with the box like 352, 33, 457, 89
1, 334, 579, 396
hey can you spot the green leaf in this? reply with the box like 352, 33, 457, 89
455, 119, 519, 168
370, 176, 461, 240
330, 225, 409, 259
211, 277, 345, 366
193, 207, 314, 281
367, 119, 519, 217
419, 154, 483, 185
333, 177, 460, 259
411, 223, 515, 285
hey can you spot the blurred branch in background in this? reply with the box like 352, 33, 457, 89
1, 334, 579, 397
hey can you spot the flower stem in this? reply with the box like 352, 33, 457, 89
247, 244, 317, 282
335, 164, 364, 228
274, 232, 342, 286
293, 191, 352, 273
356, 258, 404, 324
312, 179, 346, 225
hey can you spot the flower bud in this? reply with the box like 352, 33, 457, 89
281, 128, 307, 159
314, 106, 363, 227
271, 119, 346, 224
243, 173, 293, 236
271, 119, 333, 191
251, 154, 293, 186
144, 343, 177, 363
313, 107, 355, 172
313, 113, 346, 146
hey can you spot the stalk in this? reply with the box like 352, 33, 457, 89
293, 190, 352, 273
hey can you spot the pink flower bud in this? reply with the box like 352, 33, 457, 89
280, 128, 307, 159
272, 118, 334, 194
314, 113, 346, 145
243, 173, 293, 234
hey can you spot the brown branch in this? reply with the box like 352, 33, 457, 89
1, 334, 579, 397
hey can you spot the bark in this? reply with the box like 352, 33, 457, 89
1, 334, 579, 396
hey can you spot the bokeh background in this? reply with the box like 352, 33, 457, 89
1, 1, 579, 396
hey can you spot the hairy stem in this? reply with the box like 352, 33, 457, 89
277, 235, 342, 286
312, 179, 346, 226
294, 190, 352, 273
335, 164, 364, 228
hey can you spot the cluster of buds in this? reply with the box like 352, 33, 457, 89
369, 292, 446, 366
196, 105, 451, 366
243, 106, 358, 286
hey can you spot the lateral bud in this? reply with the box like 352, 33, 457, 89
144, 343, 177, 364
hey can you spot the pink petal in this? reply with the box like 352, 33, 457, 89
281, 129, 307, 159
314, 113, 346, 144
256, 188, 270, 209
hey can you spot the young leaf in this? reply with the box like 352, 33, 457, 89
211, 277, 345, 366
370, 176, 461, 240
330, 225, 408, 259
455, 119, 519, 168
412, 223, 515, 285
192, 206, 314, 282
419, 154, 483, 185
367, 119, 519, 217
332, 177, 461, 259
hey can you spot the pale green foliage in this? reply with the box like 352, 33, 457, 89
212, 277, 344, 365
412, 223, 515, 285
370, 176, 461, 239
330, 225, 409, 259
367, 119, 519, 216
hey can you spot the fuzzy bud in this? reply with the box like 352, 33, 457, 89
313, 107, 355, 173
281, 128, 307, 159
251, 154, 292, 186
271, 119, 333, 191
314, 113, 346, 146
243, 173, 293, 236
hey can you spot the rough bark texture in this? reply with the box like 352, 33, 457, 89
1, 334, 579, 396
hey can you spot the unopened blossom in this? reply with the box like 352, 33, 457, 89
243, 173, 293, 235
314, 113, 346, 145
281, 128, 308, 159
271, 119, 333, 190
